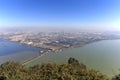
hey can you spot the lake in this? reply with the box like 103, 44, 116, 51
0, 39, 44, 64
26, 40, 120, 78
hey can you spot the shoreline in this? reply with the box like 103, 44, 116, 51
22, 50, 49, 65
1, 38, 120, 65
1, 39, 120, 78
22, 39, 120, 78
22, 39, 120, 65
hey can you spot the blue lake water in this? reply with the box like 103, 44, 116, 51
1, 39, 120, 78
0, 39, 44, 64
0, 39, 42, 56
26, 40, 120, 78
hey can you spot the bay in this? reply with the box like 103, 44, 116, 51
26, 40, 120, 77
0, 39, 44, 64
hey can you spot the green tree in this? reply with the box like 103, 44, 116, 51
0, 57, 109, 80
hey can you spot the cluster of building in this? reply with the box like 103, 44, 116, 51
0, 31, 120, 52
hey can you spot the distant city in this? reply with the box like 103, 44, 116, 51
0, 31, 120, 54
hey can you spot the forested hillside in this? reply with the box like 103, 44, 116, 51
0, 58, 109, 80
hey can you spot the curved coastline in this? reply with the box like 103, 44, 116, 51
1, 39, 120, 65
1, 39, 120, 78
0, 39, 45, 64
22, 39, 114, 65
23, 39, 120, 78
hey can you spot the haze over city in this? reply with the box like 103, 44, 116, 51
1, 0, 120, 80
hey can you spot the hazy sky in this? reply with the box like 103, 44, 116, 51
0, 0, 120, 30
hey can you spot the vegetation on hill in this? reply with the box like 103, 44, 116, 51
0, 57, 109, 80
112, 72, 120, 80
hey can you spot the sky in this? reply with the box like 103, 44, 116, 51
0, 0, 120, 31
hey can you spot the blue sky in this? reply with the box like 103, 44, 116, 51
0, 0, 120, 30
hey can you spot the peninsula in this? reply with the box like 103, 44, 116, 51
0, 31, 120, 54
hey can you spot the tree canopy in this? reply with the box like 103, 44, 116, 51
0, 58, 109, 80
